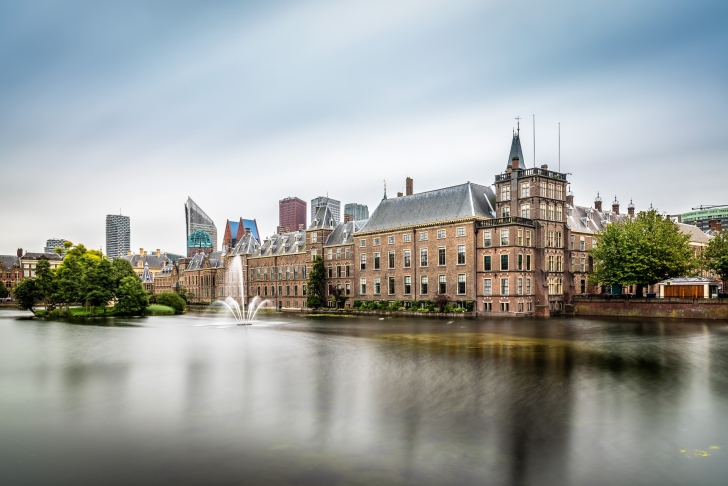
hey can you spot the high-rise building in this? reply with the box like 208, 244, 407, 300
44, 238, 68, 255
185, 197, 217, 253
279, 197, 306, 233
681, 206, 728, 233
311, 196, 340, 225
344, 203, 369, 221
106, 214, 130, 260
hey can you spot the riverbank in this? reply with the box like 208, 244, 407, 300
574, 296, 728, 320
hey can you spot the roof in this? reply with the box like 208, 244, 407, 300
659, 277, 722, 285
230, 233, 261, 256
324, 220, 368, 247
185, 251, 226, 271
360, 182, 496, 233
242, 219, 260, 242
121, 253, 171, 269
566, 205, 628, 234
256, 230, 307, 257
507, 132, 525, 168
0, 255, 22, 269
309, 206, 337, 230
187, 230, 213, 248
676, 223, 711, 244
21, 252, 63, 261
140, 262, 154, 283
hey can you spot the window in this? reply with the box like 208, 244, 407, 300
312, 233, 318, 243
278, 267, 283, 280
526, 254, 531, 271
402, 250, 411, 268
501, 254, 509, 271
437, 230, 446, 239
501, 185, 511, 201
556, 205, 563, 222
517, 278, 523, 295
457, 274, 466, 294
521, 204, 530, 219
388, 252, 395, 269
521, 182, 530, 198
500, 278, 509, 296
302, 265, 307, 279
374, 277, 381, 294
548, 255, 555, 272
556, 185, 563, 200
404, 276, 412, 294
311, 249, 317, 260
548, 183, 554, 199
540, 181, 547, 195
336, 266, 342, 277
294, 285, 298, 296
500, 229, 509, 246
501, 302, 510, 312
294, 266, 299, 279
526, 278, 531, 295
526, 230, 532, 247
501, 206, 511, 218
438, 275, 446, 294
328, 266, 333, 278
556, 232, 562, 248
557, 255, 563, 272
484, 255, 491, 271
580, 238, 585, 251
548, 231, 554, 247
457, 245, 465, 264
484, 231, 492, 247
359, 239, 365, 247
484, 278, 492, 295
286, 266, 291, 280
360, 278, 366, 294
373, 238, 380, 246
303, 284, 307, 295
438, 247, 446, 265
388, 277, 395, 295
580, 258, 586, 272
388, 236, 395, 244
456, 227, 465, 237
345, 247, 350, 259
264, 268, 268, 280
483, 302, 492, 311
420, 276, 428, 294
346, 265, 350, 277
518, 302, 524, 312
540, 202, 547, 219
345, 283, 350, 296
517, 254, 523, 270
374, 252, 380, 270
517, 229, 523, 246
360, 254, 366, 270
286, 285, 290, 296
420, 248, 428, 267
570, 235, 575, 250
420, 232, 428, 241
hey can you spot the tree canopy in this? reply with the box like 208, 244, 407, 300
306, 256, 325, 308
704, 230, 728, 282
589, 210, 695, 289
0, 281, 9, 299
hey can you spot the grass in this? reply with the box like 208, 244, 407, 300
145, 304, 175, 316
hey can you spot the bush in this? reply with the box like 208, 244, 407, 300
353, 300, 364, 309
465, 300, 475, 312
388, 300, 403, 311
155, 292, 186, 314
306, 295, 322, 309
146, 304, 175, 316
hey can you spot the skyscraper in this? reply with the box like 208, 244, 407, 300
344, 203, 369, 221
279, 197, 306, 232
185, 197, 217, 253
44, 238, 68, 255
106, 214, 130, 260
311, 196, 340, 225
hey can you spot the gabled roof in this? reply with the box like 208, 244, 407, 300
507, 132, 525, 168
121, 253, 171, 269
0, 255, 22, 269
360, 182, 496, 233
230, 233, 260, 256
21, 252, 63, 261
677, 223, 711, 244
255, 230, 307, 257
309, 206, 337, 230
324, 219, 368, 247
141, 262, 154, 283
566, 205, 628, 234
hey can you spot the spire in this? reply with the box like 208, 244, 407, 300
383, 179, 387, 200
507, 131, 525, 169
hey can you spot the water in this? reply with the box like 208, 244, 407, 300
1, 309, 727, 485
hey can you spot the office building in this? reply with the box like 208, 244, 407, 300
185, 197, 218, 253
344, 203, 369, 221
44, 238, 68, 255
106, 214, 131, 260
279, 197, 306, 233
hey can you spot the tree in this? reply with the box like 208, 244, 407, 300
434, 293, 449, 312
174, 284, 193, 303
34, 258, 58, 310
0, 281, 10, 299
306, 256, 326, 308
85, 258, 115, 312
329, 285, 349, 309
12, 279, 39, 314
590, 209, 694, 293
156, 292, 186, 314
115, 276, 149, 316
704, 230, 728, 284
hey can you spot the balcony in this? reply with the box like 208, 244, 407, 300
476, 217, 535, 228
495, 167, 568, 182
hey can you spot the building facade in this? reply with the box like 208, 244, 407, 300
344, 203, 369, 221
279, 197, 307, 234
44, 238, 68, 255
121, 248, 172, 278
311, 196, 341, 226
105, 214, 130, 260
681, 206, 728, 233
0, 251, 23, 293
185, 197, 218, 252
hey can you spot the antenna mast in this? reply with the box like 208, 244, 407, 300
558, 122, 561, 172
532, 114, 536, 168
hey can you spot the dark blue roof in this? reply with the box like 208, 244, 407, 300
242, 219, 259, 241
229, 221, 239, 237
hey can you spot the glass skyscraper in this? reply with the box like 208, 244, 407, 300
185, 197, 217, 253
106, 214, 130, 260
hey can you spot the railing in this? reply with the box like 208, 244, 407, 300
495, 168, 568, 182
476, 217, 535, 228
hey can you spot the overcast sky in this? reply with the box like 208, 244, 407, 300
1, 0, 726, 255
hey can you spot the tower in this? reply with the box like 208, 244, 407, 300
106, 214, 130, 260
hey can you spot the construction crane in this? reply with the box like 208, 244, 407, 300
691, 205, 728, 210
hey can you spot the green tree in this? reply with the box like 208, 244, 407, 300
111, 258, 138, 288
306, 256, 325, 308
155, 292, 186, 314
34, 258, 58, 309
0, 281, 9, 299
590, 209, 694, 293
85, 258, 115, 312
329, 285, 348, 309
174, 284, 192, 303
12, 278, 39, 314
704, 230, 728, 284
115, 276, 149, 316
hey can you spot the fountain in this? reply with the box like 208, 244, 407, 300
214, 254, 269, 325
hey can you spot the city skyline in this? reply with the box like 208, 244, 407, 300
1, 0, 726, 254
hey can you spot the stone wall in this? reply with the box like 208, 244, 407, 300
573, 297, 728, 320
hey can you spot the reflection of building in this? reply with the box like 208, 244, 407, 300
222, 218, 260, 251
185, 197, 217, 253
106, 214, 130, 260
187, 230, 213, 257
279, 197, 306, 233
311, 196, 340, 226
121, 248, 172, 277
344, 203, 369, 221
44, 238, 68, 255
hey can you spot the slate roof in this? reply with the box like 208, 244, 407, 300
0, 255, 22, 269
21, 252, 63, 261
257, 230, 307, 257
324, 220, 368, 247
676, 223, 711, 244
156, 262, 176, 277
309, 206, 337, 230
507, 132, 526, 168
360, 182, 496, 233
140, 262, 154, 283
185, 251, 226, 271
566, 205, 628, 234
122, 253, 171, 268
230, 233, 261, 256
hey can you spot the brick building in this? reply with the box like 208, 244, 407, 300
0, 251, 23, 293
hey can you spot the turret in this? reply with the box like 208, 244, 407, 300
594, 192, 603, 212
612, 196, 620, 215
628, 199, 635, 217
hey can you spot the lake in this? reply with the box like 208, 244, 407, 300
1, 309, 727, 485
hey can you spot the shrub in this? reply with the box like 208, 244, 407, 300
465, 300, 475, 312
388, 300, 403, 311
146, 304, 175, 316
155, 292, 186, 314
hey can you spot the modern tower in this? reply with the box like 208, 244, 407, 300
185, 197, 217, 253
344, 203, 369, 221
44, 238, 68, 255
279, 197, 307, 232
105, 215, 131, 260
311, 196, 340, 226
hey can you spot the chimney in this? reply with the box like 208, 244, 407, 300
566, 187, 574, 207
612, 196, 620, 215
298, 224, 304, 231
156, 249, 161, 257
628, 199, 635, 217
143, 250, 148, 256
245, 228, 251, 234
17, 248, 23, 258
127, 250, 132, 256
541, 164, 548, 170
594, 192, 603, 212
511, 156, 520, 170
344, 214, 353, 223
406, 177, 413, 195
139, 248, 144, 256
397, 192, 403, 197
710, 219, 722, 232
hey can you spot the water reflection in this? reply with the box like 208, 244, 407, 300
0, 311, 727, 485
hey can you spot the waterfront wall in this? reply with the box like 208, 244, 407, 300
573, 297, 728, 320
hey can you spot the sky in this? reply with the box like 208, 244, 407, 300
1, 0, 726, 255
